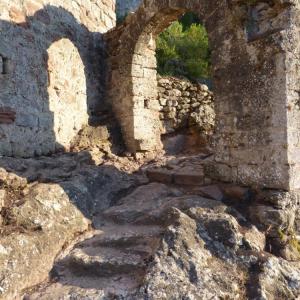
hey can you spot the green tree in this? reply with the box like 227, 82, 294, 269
156, 14, 210, 79
180, 12, 201, 30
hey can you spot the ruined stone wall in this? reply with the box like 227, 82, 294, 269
107, 0, 299, 190
157, 76, 215, 136
286, 0, 300, 233
286, 1, 300, 190
0, 0, 116, 157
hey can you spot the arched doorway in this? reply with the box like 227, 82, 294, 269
47, 38, 88, 151
107, 0, 294, 190
155, 12, 213, 155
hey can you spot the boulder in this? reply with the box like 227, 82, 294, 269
257, 257, 300, 299
0, 183, 89, 300
249, 205, 296, 235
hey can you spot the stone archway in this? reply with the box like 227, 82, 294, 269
47, 38, 88, 151
106, 0, 300, 191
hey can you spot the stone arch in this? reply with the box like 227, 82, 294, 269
0, 4, 109, 157
107, 0, 298, 190
107, 1, 208, 153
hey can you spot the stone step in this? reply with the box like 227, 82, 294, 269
101, 194, 225, 226
173, 169, 205, 186
28, 270, 144, 300
146, 168, 173, 184
86, 224, 163, 247
146, 165, 205, 186
63, 246, 147, 277
102, 206, 166, 225
100, 183, 183, 225
86, 234, 160, 251
36, 225, 162, 298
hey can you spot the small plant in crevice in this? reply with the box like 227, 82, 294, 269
278, 228, 300, 255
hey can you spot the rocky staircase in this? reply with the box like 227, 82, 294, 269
27, 155, 212, 299
27, 220, 163, 299
25, 154, 300, 300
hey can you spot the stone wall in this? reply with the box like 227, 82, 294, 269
286, 0, 300, 189
106, 0, 299, 191
157, 76, 215, 136
0, 0, 116, 157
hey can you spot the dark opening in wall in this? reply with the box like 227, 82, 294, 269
0, 55, 9, 75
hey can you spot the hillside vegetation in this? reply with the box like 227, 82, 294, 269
156, 13, 211, 80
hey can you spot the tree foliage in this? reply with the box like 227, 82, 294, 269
156, 14, 210, 79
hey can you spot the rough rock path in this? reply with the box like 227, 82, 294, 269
27, 222, 163, 299
24, 155, 300, 299
25, 155, 210, 299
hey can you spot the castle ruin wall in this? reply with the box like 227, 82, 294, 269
0, 0, 116, 157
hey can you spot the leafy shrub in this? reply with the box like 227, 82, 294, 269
156, 14, 210, 80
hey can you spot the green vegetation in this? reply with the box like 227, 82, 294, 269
278, 228, 300, 254
156, 13, 211, 80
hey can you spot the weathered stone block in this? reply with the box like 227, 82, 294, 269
173, 171, 204, 186
16, 113, 38, 128
146, 168, 173, 184
221, 185, 252, 202
197, 185, 224, 201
